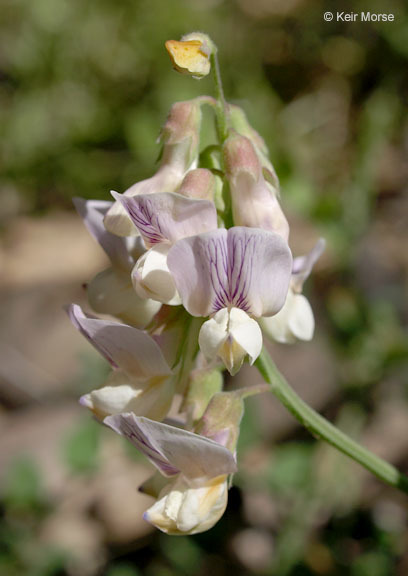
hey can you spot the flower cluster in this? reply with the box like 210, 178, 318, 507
68, 34, 324, 535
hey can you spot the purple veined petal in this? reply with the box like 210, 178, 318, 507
167, 229, 229, 316
292, 238, 325, 292
168, 227, 292, 318
73, 198, 135, 270
111, 192, 217, 248
67, 304, 171, 379
104, 414, 237, 479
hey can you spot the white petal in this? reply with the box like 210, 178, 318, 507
199, 308, 263, 375
132, 245, 181, 305
261, 291, 315, 343
198, 308, 229, 361
228, 307, 263, 366
81, 383, 143, 419
103, 414, 237, 479
144, 475, 228, 535
81, 371, 174, 422
87, 267, 161, 328
287, 293, 315, 341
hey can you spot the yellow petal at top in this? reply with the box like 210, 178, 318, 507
165, 39, 211, 77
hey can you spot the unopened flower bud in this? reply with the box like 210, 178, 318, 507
178, 168, 216, 201
228, 104, 279, 187
183, 368, 223, 425
195, 386, 268, 452
104, 99, 203, 237
224, 133, 289, 240
165, 32, 214, 78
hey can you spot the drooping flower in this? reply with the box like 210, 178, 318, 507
224, 132, 289, 240
68, 305, 174, 421
73, 198, 161, 327
165, 32, 214, 78
113, 190, 218, 305
260, 239, 325, 343
104, 98, 204, 237
104, 414, 237, 534
167, 227, 292, 374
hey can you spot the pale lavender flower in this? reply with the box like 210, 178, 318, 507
261, 239, 325, 343
73, 198, 161, 327
104, 414, 236, 534
68, 305, 174, 421
113, 191, 218, 305
167, 227, 292, 374
224, 132, 290, 240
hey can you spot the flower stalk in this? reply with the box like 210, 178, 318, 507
255, 347, 408, 494
210, 51, 229, 143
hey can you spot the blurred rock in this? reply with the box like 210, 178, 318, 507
0, 212, 107, 400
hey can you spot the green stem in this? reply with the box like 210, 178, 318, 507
255, 347, 408, 494
210, 51, 229, 143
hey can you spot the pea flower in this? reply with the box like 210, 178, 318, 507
260, 239, 325, 343
105, 98, 204, 237
165, 32, 214, 78
104, 414, 237, 534
167, 227, 292, 374
224, 132, 290, 241
73, 198, 161, 327
68, 305, 174, 421
112, 190, 218, 305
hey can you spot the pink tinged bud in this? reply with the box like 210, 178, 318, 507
160, 99, 203, 149
104, 99, 203, 237
224, 134, 289, 240
228, 104, 279, 187
178, 169, 216, 201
